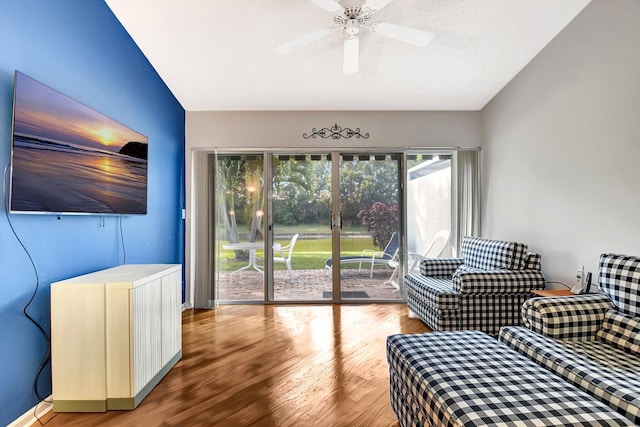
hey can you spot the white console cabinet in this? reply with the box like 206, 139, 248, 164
51, 264, 182, 412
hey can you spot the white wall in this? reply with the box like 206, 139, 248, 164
481, 0, 640, 287
185, 111, 480, 305
186, 111, 481, 150
407, 167, 452, 256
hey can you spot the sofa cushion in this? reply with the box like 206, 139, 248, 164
500, 325, 640, 424
599, 253, 640, 317
597, 309, 640, 354
452, 264, 483, 275
453, 269, 545, 295
522, 294, 615, 340
461, 237, 528, 270
525, 251, 542, 271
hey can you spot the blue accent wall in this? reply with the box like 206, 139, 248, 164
0, 1, 185, 424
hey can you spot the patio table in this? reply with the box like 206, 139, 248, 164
223, 242, 281, 280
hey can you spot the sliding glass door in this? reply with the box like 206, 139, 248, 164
213, 151, 405, 303
405, 153, 453, 274
193, 149, 475, 307
271, 153, 332, 301
335, 153, 401, 301
214, 153, 266, 301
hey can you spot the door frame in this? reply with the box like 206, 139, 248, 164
329, 151, 405, 303
195, 147, 470, 308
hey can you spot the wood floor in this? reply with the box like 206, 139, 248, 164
42, 304, 430, 427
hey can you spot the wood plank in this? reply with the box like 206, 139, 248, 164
43, 304, 430, 426
531, 289, 574, 297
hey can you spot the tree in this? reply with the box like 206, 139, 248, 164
216, 157, 243, 245
272, 156, 331, 226
216, 155, 401, 249
340, 158, 399, 226
243, 157, 264, 242
357, 202, 399, 250
216, 155, 265, 259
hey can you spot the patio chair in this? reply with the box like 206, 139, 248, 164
408, 229, 450, 273
324, 231, 399, 278
384, 230, 450, 290
273, 234, 299, 283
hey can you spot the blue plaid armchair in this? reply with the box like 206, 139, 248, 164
404, 236, 546, 335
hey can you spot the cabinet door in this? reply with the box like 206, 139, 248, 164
132, 279, 163, 395
105, 287, 133, 398
162, 270, 182, 365
52, 283, 107, 402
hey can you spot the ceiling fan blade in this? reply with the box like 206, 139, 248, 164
362, 0, 395, 13
371, 22, 434, 47
343, 36, 359, 75
275, 28, 335, 55
308, 0, 344, 13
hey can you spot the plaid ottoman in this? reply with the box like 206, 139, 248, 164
386, 330, 634, 426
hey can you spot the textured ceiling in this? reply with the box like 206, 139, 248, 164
105, 0, 590, 111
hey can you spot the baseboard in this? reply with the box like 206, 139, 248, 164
8, 396, 53, 427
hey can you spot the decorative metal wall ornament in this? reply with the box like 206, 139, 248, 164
303, 124, 370, 140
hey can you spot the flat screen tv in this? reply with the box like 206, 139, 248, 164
9, 71, 148, 215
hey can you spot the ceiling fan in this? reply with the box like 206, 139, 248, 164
275, 0, 434, 75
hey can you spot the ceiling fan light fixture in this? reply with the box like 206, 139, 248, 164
344, 19, 360, 37
343, 36, 359, 75
334, 7, 370, 27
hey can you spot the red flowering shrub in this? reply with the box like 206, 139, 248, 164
357, 202, 399, 250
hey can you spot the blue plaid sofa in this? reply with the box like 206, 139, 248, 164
405, 237, 546, 335
499, 253, 640, 424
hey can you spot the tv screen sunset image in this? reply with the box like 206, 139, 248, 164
10, 71, 148, 214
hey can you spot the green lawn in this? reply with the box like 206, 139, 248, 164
217, 236, 380, 271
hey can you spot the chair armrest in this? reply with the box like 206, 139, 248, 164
453, 270, 545, 294
418, 258, 463, 279
522, 294, 615, 340
408, 252, 424, 273
360, 249, 382, 257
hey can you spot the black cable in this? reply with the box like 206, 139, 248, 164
32, 399, 57, 425
119, 215, 127, 264
3, 164, 51, 404
544, 281, 570, 289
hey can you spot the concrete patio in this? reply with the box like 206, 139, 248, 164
216, 267, 402, 302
